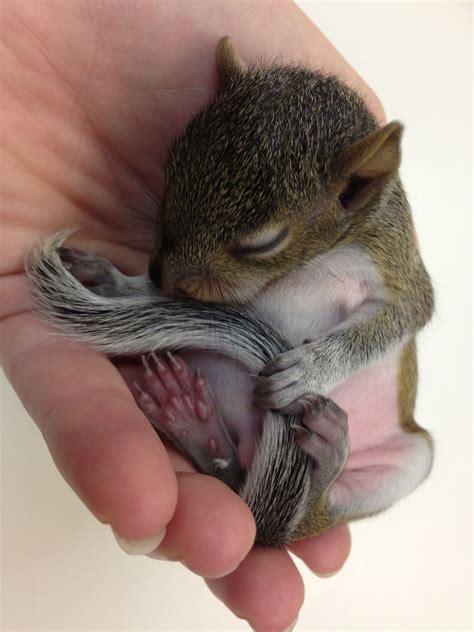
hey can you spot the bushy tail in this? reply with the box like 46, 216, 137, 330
26, 230, 286, 364
26, 231, 311, 545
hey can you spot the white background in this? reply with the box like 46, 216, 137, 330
1, 2, 472, 631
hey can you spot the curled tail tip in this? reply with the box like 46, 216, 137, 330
24, 225, 86, 308
43, 225, 81, 248
25, 226, 83, 284
27, 225, 80, 258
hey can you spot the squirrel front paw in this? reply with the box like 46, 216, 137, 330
254, 344, 327, 412
59, 247, 121, 296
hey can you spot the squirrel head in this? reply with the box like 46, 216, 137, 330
150, 37, 402, 304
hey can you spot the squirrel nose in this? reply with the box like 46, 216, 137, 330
154, 264, 230, 302
173, 275, 206, 300
173, 284, 194, 299
148, 260, 198, 298
173, 273, 233, 302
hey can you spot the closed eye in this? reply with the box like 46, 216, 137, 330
232, 226, 290, 259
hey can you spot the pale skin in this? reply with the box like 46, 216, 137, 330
0, 2, 385, 629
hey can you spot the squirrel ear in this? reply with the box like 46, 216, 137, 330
216, 36, 247, 85
334, 121, 403, 212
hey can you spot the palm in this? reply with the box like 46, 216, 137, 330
0, 2, 378, 628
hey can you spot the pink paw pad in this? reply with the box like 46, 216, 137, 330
139, 353, 215, 432
134, 352, 242, 488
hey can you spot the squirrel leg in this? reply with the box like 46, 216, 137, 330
280, 394, 349, 536
293, 409, 433, 538
134, 352, 244, 490
293, 394, 349, 492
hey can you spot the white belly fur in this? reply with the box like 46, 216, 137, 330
183, 245, 403, 461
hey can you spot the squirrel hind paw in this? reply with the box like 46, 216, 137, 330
293, 394, 349, 491
136, 352, 244, 490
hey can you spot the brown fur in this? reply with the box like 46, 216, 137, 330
150, 39, 382, 302
149, 37, 434, 537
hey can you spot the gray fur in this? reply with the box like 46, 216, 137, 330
25, 49, 435, 546
26, 230, 312, 546
149, 64, 380, 295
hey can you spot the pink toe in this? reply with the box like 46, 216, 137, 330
166, 352, 193, 392
194, 369, 208, 399
151, 353, 181, 394
134, 384, 161, 420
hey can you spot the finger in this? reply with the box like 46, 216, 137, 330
288, 524, 351, 577
150, 472, 256, 579
206, 547, 304, 631
1, 312, 177, 543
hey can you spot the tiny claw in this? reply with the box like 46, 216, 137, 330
195, 368, 204, 385
151, 352, 166, 373
194, 369, 208, 399
306, 395, 326, 414
141, 355, 152, 375
166, 351, 181, 371
290, 424, 311, 438
134, 382, 162, 421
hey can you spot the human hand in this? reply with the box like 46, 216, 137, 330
0, 2, 383, 629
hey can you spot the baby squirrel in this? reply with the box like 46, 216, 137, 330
27, 37, 434, 547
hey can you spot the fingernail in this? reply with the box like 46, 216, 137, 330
252, 616, 298, 632
314, 569, 339, 578
141, 355, 152, 374
181, 558, 241, 579
146, 547, 173, 561
112, 527, 166, 555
